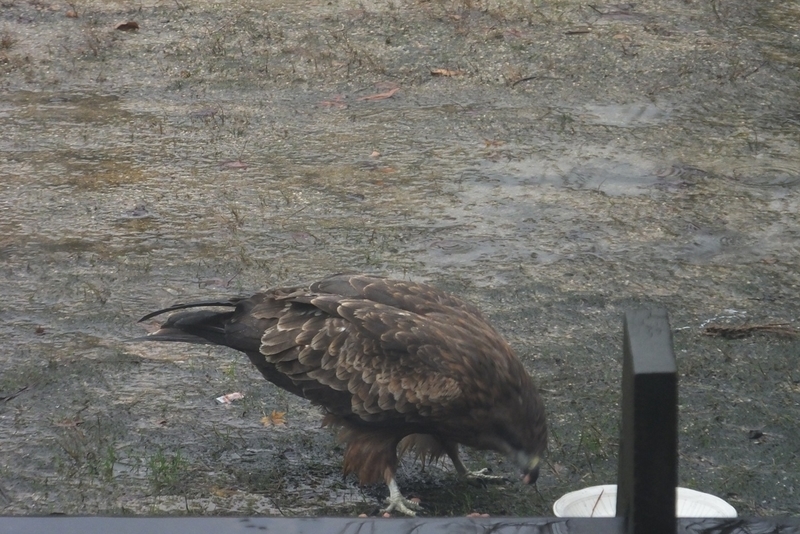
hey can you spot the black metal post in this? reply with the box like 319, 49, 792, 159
616, 308, 678, 534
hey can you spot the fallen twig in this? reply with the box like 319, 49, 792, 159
357, 87, 399, 101
703, 323, 797, 339
0, 385, 29, 403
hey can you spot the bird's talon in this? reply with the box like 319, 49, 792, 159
465, 468, 507, 484
382, 496, 421, 516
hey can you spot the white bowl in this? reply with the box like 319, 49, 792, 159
553, 484, 737, 518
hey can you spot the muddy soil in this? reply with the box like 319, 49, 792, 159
1, 0, 799, 518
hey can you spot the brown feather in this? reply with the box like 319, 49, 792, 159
397, 434, 448, 466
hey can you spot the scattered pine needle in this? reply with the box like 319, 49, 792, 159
0, 386, 28, 403
565, 25, 591, 35
703, 323, 797, 339
357, 87, 399, 101
261, 410, 287, 427
590, 488, 605, 517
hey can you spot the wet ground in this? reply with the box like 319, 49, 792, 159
1, 0, 799, 518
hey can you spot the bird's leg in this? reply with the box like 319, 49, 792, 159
444, 442, 507, 483
382, 477, 422, 516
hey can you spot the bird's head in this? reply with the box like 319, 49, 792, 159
460, 351, 548, 485
512, 450, 542, 485
471, 388, 547, 485
499, 382, 548, 485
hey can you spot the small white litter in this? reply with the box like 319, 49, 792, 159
215, 392, 244, 404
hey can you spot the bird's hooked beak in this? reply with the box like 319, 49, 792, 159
511, 451, 542, 484
522, 456, 541, 485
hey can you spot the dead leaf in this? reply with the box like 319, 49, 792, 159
219, 160, 249, 169
211, 487, 237, 498
431, 68, 465, 77
261, 410, 287, 427
357, 87, 399, 102
483, 139, 505, 147
66, 10, 78, 18
116, 21, 139, 31
370, 150, 380, 158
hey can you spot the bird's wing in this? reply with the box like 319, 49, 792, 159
246, 284, 515, 425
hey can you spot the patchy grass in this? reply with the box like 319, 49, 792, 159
147, 449, 189, 493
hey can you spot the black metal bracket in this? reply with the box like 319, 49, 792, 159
617, 308, 678, 534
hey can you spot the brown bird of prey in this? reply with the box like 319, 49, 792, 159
137, 273, 547, 515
